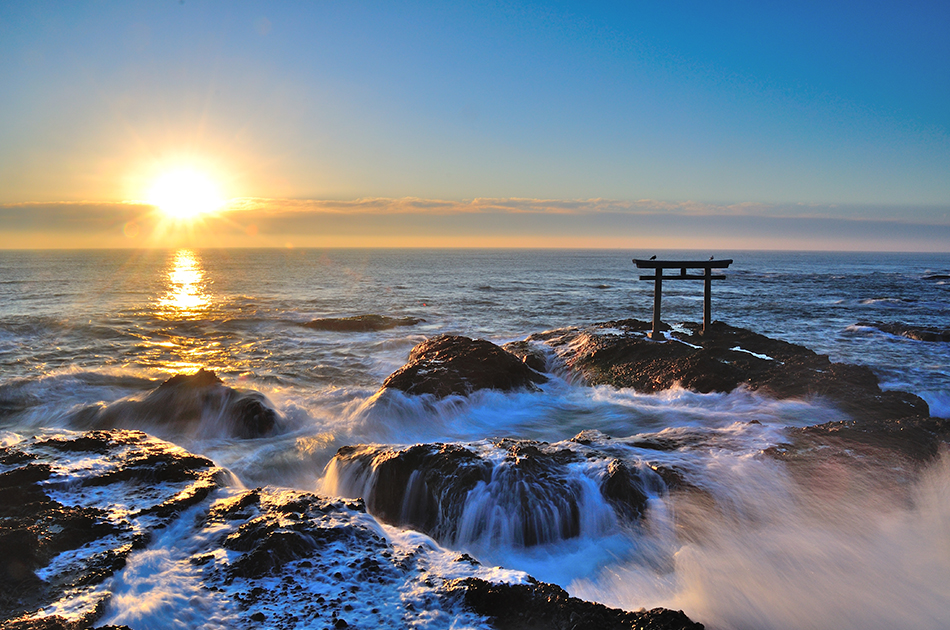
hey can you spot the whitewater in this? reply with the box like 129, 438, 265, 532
2, 248, 949, 629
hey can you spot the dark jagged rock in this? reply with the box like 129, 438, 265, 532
208, 489, 380, 580
303, 314, 424, 332
535, 319, 947, 460
192, 487, 705, 630
328, 438, 663, 548
450, 577, 704, 630
2, 436, 699, 630
601, 459, 651, 521
501, 340, 548, 373
157, 367, 224, 390
381, 335, 548, 397
787, 413, 950, 459
858, 321, 950, 343
0, 431, 223, 626
70, 368, 279, 439
329, 443, 493, 541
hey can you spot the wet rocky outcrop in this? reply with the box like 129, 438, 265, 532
192, 487, 705, 630
0, 430, 223, 628
0, 439, 707, 630
303, 314, 424, 332
329, 443, 492, 540
501, 339, 549, 373
857, 321, 950, 343
326, 437, 668, 548
535, 319, 948, 460
381, 335, 548, 397
204, 489, 386, 582
452, 577, 704, 630
70, 368, 280, 439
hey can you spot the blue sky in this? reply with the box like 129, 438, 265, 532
1, 1, 948, 249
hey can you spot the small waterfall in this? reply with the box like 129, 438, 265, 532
453, 467, 617, 548
321, 441, 669, 551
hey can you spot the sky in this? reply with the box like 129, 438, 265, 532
1, 0, 949, 250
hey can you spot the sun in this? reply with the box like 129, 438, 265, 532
148, 169, 225, 220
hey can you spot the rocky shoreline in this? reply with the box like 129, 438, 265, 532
0, 430, 701, 630
3, 320, 948, 629
375, 319, 946, 461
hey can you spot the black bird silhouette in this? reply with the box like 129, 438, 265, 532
709, 255, 714, 260
649, 255, 656, 260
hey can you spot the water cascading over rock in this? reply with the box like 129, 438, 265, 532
70, 368, 281, 439
323, 438, 669, 550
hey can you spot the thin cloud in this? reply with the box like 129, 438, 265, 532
1, 198, 948, 251
222, 197, 779, 216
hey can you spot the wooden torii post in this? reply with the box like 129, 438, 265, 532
633, 258, 733, 340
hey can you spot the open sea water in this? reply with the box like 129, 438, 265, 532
2, 248, 950, 629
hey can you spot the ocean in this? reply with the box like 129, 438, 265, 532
2, 248, 949, 629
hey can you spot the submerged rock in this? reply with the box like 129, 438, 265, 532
70, 368, 280, 439
303, 314, 424, 332
857, 321, 950, 343
210, 489, 381, 581
381, 335, 548, 397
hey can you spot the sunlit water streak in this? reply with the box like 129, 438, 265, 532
158, 249, 211, 314
1, 248, 949, 629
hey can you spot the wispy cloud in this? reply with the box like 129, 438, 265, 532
1, 198, 948, 251
221, 197, 950, 222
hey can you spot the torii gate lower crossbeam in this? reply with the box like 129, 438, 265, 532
633, 258, 733, 340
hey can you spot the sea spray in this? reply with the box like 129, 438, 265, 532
571, 448, 950, 630
98, 504, 236, 630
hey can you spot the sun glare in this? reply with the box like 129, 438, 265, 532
148, 169, 224, 220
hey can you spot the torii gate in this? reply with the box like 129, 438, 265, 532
633, 258, 733, 340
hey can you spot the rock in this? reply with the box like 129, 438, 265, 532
2, 434, 702, 630
528, 320, 950, 459
303, 314, 423, 332
0, 431, 222, 626
857, 321, 950, 343
600, 459, 650, 522
157, 367, 224, 390
209, 489, 380, 581
327, 438, 662, 548
501, 340, 548, 373
789, 414, 950, 460
537, 319, 946, 460
70, 369, 279, 439
381, 335, 548, 397
329, 443, 492, 542
450, 577, 704, 630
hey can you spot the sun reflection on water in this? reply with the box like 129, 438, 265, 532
159, 249, 210, 315
149, 249, 215, 373
138, 249, 268, 378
